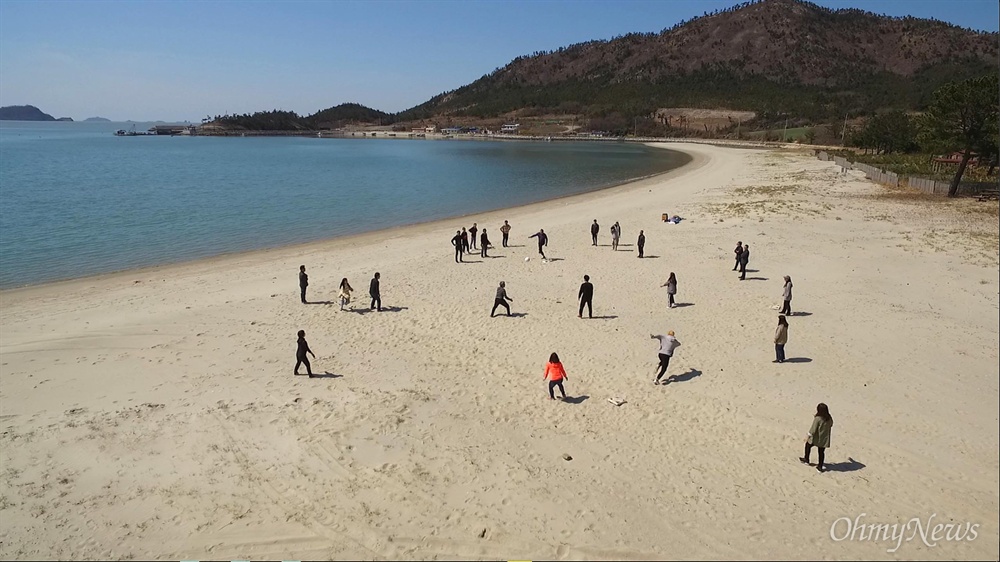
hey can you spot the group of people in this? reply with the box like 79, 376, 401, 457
296, 218, 829, 472
299, 265, 381, 312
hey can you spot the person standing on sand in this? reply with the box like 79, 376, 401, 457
661, 272, 678, 308
452, 230, 464, 263
500, 220, 512, 247
781, 276, 793, 315
338, 278, 354, 311
733, 242, 744, 271
543, 352, 568, 400
591, 220, 600, 246
480, 229, 491, 258
774, 315, 788, 363
611, 222, 620, 250
461, 227, 470, 254
739, 244, 750, 280
294, 330, 316, 377
298, 265, 309, 304
369, 272, 381, 311
490, 281, 513, 317
800, 403, 833, 472
650, 331, 680, 384
469, 223, 478, 250
578, 275, 594, 318
529, 229, 548, 259
637, 230, 645, 258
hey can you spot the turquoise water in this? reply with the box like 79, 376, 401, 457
0, 122, 687, 288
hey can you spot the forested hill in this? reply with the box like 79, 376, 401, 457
398, 0, 997, 121
205, 103, 392, 131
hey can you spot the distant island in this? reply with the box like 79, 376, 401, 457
0, 105, 56, 121
56, 117, 74, 122
84, 117, 111, 122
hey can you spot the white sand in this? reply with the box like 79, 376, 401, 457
1, 143, 997, 560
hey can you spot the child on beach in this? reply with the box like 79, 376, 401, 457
294, 330, 316, 378
800, 403, 833, 472
299, 265, 309, 304
774, 315, 788, 363
491, 281, 513, 317
781, 276, 793, 315
338, 278, 353, 311
543, 352, 568, 400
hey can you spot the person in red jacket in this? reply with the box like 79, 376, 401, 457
543, 352, 568, 400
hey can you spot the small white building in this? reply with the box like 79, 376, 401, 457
500, 123, 520, 134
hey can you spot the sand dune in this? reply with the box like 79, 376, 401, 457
1, 143, 997, 560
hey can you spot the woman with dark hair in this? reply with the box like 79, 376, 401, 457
800, 403, 833, 472
661, 272, 678, 308
543, 352, 568, 401
338, 278, 354, 311
781, 276, 793, 315
774, 315, 788, 363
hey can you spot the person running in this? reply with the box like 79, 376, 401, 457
650, 331, 680, 384
469, 223, 478, 250
294, 329, 316, 378
480, 229, 490, 258
369, 272, 381, 311
338, 278, 354, 311
500, 220, 512, 247
578, 275, 594, 318
774, 315, 788, 363
800, 403, 833, 472
733, 242, 744, 271
781, 276, 793, 315
591, 220, 600, 246
543, 352, 568, 400
451, 230, 465, 263
611, 222, 620, 251
529, 229, 548, 259
490, 281, 513, 317
461, 227, 470, 254
637, 230, 645, 258
661, 272, 678, 308
298, 265, 309, 304
739, 244, 750, 280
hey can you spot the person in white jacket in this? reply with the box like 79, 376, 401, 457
650, 331, 681, 384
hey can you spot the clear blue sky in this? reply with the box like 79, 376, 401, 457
1, 0, 996, 121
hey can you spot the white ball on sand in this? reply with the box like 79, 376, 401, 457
524, 257, 530, 262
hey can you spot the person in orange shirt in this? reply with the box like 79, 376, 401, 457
543, 352, 568, 401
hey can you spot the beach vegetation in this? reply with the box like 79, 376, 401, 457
917, 74, 1000, 197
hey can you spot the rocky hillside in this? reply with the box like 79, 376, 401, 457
399, 0, 997, 121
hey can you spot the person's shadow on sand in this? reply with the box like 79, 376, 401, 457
561, 395, 589, 404
661, 369, 702, 385
823, 457, 866, 472
310, 371, 342, 379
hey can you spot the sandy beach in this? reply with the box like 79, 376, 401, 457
1, 143, 997, 560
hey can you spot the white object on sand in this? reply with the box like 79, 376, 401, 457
607, 397, 627, 406
524, 257, 530, 262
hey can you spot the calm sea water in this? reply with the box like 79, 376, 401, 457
0, 121, 687, 288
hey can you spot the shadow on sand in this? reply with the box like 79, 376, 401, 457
561, 395, 589, 404
662, 369, 702, 385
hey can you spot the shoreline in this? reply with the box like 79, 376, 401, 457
0, 143, 701, 296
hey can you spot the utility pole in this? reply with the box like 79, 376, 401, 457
841, 111, 849, 144
782, 116, 788, 143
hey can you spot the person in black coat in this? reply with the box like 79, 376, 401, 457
294, 330, 316, 377
461, 228, 469, 253
480, 229, 491, 257
451, 230, 464, 263
529, 229, 548, 259
637, 230, 646, 258
591, 220, 600, 246
298, 265, 309, 304
469, 223, 478, 250
739, 244, 750, 280
578, 275, 594, 318
733, 241, 743, 271
369, 272, 381, 311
